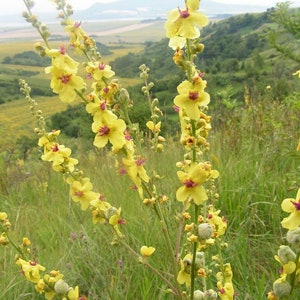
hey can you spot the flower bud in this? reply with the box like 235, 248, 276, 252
203, 289, 218, 299
286, 227, 300, 245
273, 280, 291, 298
198, 223, 214, 240
277, 245, 296, 264
54, 279, 69, 295
195, 252, 205, 269
194, 290, 204, 300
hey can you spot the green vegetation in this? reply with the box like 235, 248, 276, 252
1, 3, 300, 299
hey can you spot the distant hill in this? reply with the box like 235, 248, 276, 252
110, 10, 299, 105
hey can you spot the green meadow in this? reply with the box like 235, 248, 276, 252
1, 5, 300, 300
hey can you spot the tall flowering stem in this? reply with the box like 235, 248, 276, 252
267, 90, 300, 300
165, 0, 234, 299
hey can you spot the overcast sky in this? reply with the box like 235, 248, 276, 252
1, 0, 300, 16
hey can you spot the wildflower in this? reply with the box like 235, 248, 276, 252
41, 143, 77, 171
293, 70, 300, 78
274, 245, 296, 275
0, 232, 9, 245
38, 130, 61, 151
22, 237, 31, 247
90, 195, 112, 224
216, 263, 234, 300
176, 162, 215, 205
64, 20, 86, 49
174, 79, 210, 120
281, 188, 300, 230
92, 116, 126, 150
0, 212, 8, 221
122, 155, 150, 187
46, 65, 85, 103
165, 0, 208, 49
140, 246, 156, 257
67, 286, 80, 300
70, 178, 99, 210
177, 253, 192, 286
146, 121, 161, 133
86, 61, 115, 83
16, 258, 46, 283
207, 205, 227, 237
45, 46, 79, 72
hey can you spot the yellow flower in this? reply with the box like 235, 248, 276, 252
0, 212, 8, 221
41, 143, 77, 171
293, 70, 300, 78
146, 121, 161, 133
122, 155, 150, 187
177, 253, 192, 286
92, 117, 126, 150
70, 178, 99, 210
64, 20, 86, 49
86, 61, 115, 83
165, 0, 208, 49
174, 78, 210, 120
46, 65, 85, 103
22, 237, 31, 247
38, 130, 61, 151
140, 246, 156, 257
45, 46, 79, 72
176, 162, 212, 205
67, 286, 79, 300
281, 188, 300, 230
16, 259, 46, 283
207, 205, 227, 237
90, 195, 112, 224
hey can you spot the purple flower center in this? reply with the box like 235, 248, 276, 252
99, 126, 110, 136
189, 91, 199, 100
52, 144, 59, 152
178, 7, 189, 18
136, 156, 146, 166
184, 179, 197, 188
292, 200, 300, 210
59, 74, 72, 84
59, 45, 66, 55
98, 63, 106, 70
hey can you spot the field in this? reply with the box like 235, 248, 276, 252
1, 7, 300, 300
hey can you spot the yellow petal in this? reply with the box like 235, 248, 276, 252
140, 246, 155, 257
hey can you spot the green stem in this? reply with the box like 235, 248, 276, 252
117, 232, 179, 296
5, 231, 28, 261
190, 205, 199, 300
290, 250, 300, 295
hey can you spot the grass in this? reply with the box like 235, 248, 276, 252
1, 96, 299, 299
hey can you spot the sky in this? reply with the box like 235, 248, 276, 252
1, 0, 300, 16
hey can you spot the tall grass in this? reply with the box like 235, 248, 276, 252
1, 95, 299, 299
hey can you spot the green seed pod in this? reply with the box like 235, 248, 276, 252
287, 227, 300, 246
194, 290, 204, 300
198, 223, 214, 240
277, 245, 296, 264
273, 280, 292, 298
54, 279, 69, 295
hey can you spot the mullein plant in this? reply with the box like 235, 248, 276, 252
165, 1, 234, 299
0, 212, 83, 299
11, 0, 233, 299
267, 74, 300, 300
